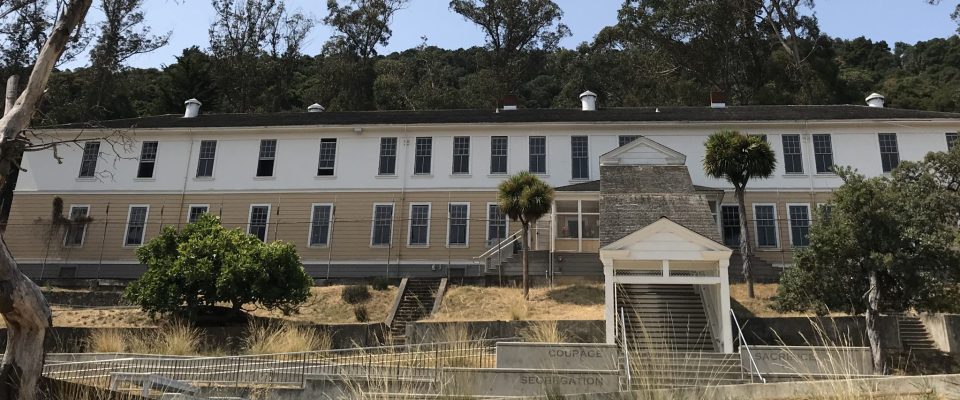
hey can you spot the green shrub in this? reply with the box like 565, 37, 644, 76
341, 285, 371, 304
371, 276, 390, 291
353, 305, 369, 322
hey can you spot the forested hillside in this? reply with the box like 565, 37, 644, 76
2, 0, 959, 125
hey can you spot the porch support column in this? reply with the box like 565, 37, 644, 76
719, 258, 733, 353
604, 265, 616, 344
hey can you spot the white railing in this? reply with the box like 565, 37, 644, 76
473, 229, 523, 272
731, 309, 766, 383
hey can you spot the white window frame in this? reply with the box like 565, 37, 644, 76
370, 203, 395, 247
486, 202, 509, 245
63, 205, 91, 247
308, 203, 334, 248
256, 139, 278, 178
811, 134, 835, 175
247, 204, 271, 242
407, 202, 431, 247
752, 203, 779, 249
452, 136, 471, 175
489, 136, 509, 175
719, 204, 741, 248
446, 202, 471, 248
123, 204, 150, 247
195, 140, 218, 179
786, 203, 811, 248
186, 204, 210, 223
413, 137, 433, 176
316, 138, 338, 177
378, 137, 398, 176
570, 135, 590, 181
136, 141, 159, 180
528, 136, 548, 175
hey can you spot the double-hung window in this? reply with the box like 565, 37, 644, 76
248, 205, 270, 242
618, 135, 640, 147
452, 137, 470, 174
447, 203, 469, 246
812, 134, 834, 174
753, 205, 778, 248
137, 141, 158, 178
78, 141, 100, 178
371, 204, 394, 246
187, 205, 208, 223
408, 204, 430, 246
571, 136, 589, 180
720, 205, 741, 247
414, 137, 432, 175
124, 206, 149, 246
947, 133, 958, 151
490, 136, 508, 174
878, 133, 900, 173
788, 204, 811, 247
529, 136, 546, 174
781, 135, 803, 174
317, 138, 337, 176
196, 140, 217, 178
63, 206, 90, 247
309, 204, 333, 246
378, 138, 397, 175
487, 204, 507, 245
256, 139, 277, 177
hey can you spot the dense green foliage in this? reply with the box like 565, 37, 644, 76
340, 284, 371, 304
124, 214, 312, 317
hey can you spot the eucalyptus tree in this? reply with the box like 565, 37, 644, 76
497, 172, 554, 300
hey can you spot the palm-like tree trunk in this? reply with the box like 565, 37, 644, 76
866, 270, 885, 373
521, 223, 530, 300
735, 186, 755, 298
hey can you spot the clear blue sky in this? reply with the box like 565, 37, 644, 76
68, 0, 959, 69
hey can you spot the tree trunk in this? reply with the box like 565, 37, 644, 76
735, 187, 755, 298
521, 223, 529, 300
866, 270, 885, 374
0, 0, 93, 398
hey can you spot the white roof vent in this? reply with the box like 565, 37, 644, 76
579, 90, 597, 111
866, 93, 885, 108
307, 103, 325, 113
183, 98, 202, 118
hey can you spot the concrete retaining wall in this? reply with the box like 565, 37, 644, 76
405, 320, 605, 344
444, 367, 621, 397
496, 342, 619, 370
920, 313, 960, 353
742, 345, 875, 378
739, 316, 902, 352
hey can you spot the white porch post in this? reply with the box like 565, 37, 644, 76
719, 259, 733, 353
604, 265, 616, 344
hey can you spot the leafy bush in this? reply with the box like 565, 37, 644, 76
371, 276, 390, 291
124, 214, 312, 317
353, 305, 368, 322
341, 285, 371, 304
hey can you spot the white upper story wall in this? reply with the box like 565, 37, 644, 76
17, 118, 960, 194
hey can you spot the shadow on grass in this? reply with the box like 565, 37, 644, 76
545, 285, 603, 306
729, 298, 756, 319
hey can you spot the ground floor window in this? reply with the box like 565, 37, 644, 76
187, 205, 208, 223
555, 200, 599, 251
754, 204, 778, 248
720, 205, 740, 247
487, 204, 506, 245
124, 206, 149, 246
409, 204, 430, 246
64, 205, 90, 247
309, 204, 333, 246
448, 203, 469, 246
248, 205, 270, 242
371, 204, 394, 246
788, 204, 811, 247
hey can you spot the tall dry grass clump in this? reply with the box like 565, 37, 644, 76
244, 321, 333, 354
155, 321, 201, 355
506, 291, 529, 321
520, 320, 568, 343
86, 329, 128, 353
86, 321, 201, 355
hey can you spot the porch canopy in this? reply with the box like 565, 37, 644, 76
601, 217, 733, 353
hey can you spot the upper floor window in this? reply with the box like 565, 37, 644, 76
812, 134, 834, 174
371, 204, 394, 246
618, 135, 640, 147
947, 132, 958, 151
781, 135, 803, 174
378, 138, 397, 175
720, 205, 740, 247
317, 138, 337, 176
753, 204, 778, 248
196, 140, 217, 178
248, 205, 270, 242
490, 136, 508, 174
256, 139, 277, 177
124, 205, 149, 246
529, 136, 546, 174
447, 203, 469, 246
78, 141, 100, 178
63, 205, 90, 247
137, 141, 158, 179
187, 205, 208, 223
453, 136, 470, 174
571, 136, 589, 180
414, 137, 432, 175
408, 204, 430, 246
788, 204, 811, 247
309, 204, 333, 246
878, 133, 899, 173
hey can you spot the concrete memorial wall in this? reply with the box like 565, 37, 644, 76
495, 342, 620, 370
742, 346, 875, 379
443, 367, 621, 397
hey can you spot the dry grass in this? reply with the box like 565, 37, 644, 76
428, 284, 603, 322
86, 321, 201, 355
520, 320, 568, 343
85, 329, 127, 353
243, 321, 333, 354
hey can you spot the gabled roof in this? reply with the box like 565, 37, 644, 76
601, 217, 730, 254
42, 105, 960, 130
600, 136, 686, 166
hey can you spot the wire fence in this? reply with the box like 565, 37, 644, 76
44, 338, 511, 393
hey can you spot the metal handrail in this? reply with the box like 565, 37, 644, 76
731, 309, 765, 384
473, 229, 523, 261
619, 307, 632, 389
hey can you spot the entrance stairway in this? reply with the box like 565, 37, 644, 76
625, 351, 747, 389
615, 284, 715, 352
897, 314, 938, 352
727, 253, 782, 283
388, 278, 444, 344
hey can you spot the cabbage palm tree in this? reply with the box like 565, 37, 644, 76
498, 172, 555, 299
703, 130, 777, 298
